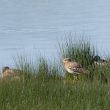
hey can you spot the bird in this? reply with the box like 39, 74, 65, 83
63, 58, 87, 75
1, 66, 20, 78
92, 55, 107, 66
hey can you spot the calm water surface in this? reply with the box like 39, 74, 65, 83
0, 0, 110, 69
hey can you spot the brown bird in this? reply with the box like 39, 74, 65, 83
63, 58, 87, 74
1, 66, 20, 78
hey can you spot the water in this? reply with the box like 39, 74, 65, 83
0, 0, 110, 69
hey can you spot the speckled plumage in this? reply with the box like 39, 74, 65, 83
63, 58, 85, 74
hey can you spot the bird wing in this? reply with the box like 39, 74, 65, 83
68, 61, 82, 69
67, 62, 83, 73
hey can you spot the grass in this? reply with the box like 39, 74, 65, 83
0, 78, 110, 110
59, 37, 95, 67
0, 37, 110, 110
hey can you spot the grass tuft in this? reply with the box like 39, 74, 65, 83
59, 37, 95, 67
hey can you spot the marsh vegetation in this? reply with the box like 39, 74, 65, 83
0, 38, 110, 110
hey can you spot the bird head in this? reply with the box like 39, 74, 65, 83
63, 58, 72, 64
93, 55, 101, 61
2, 66, 10, 73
